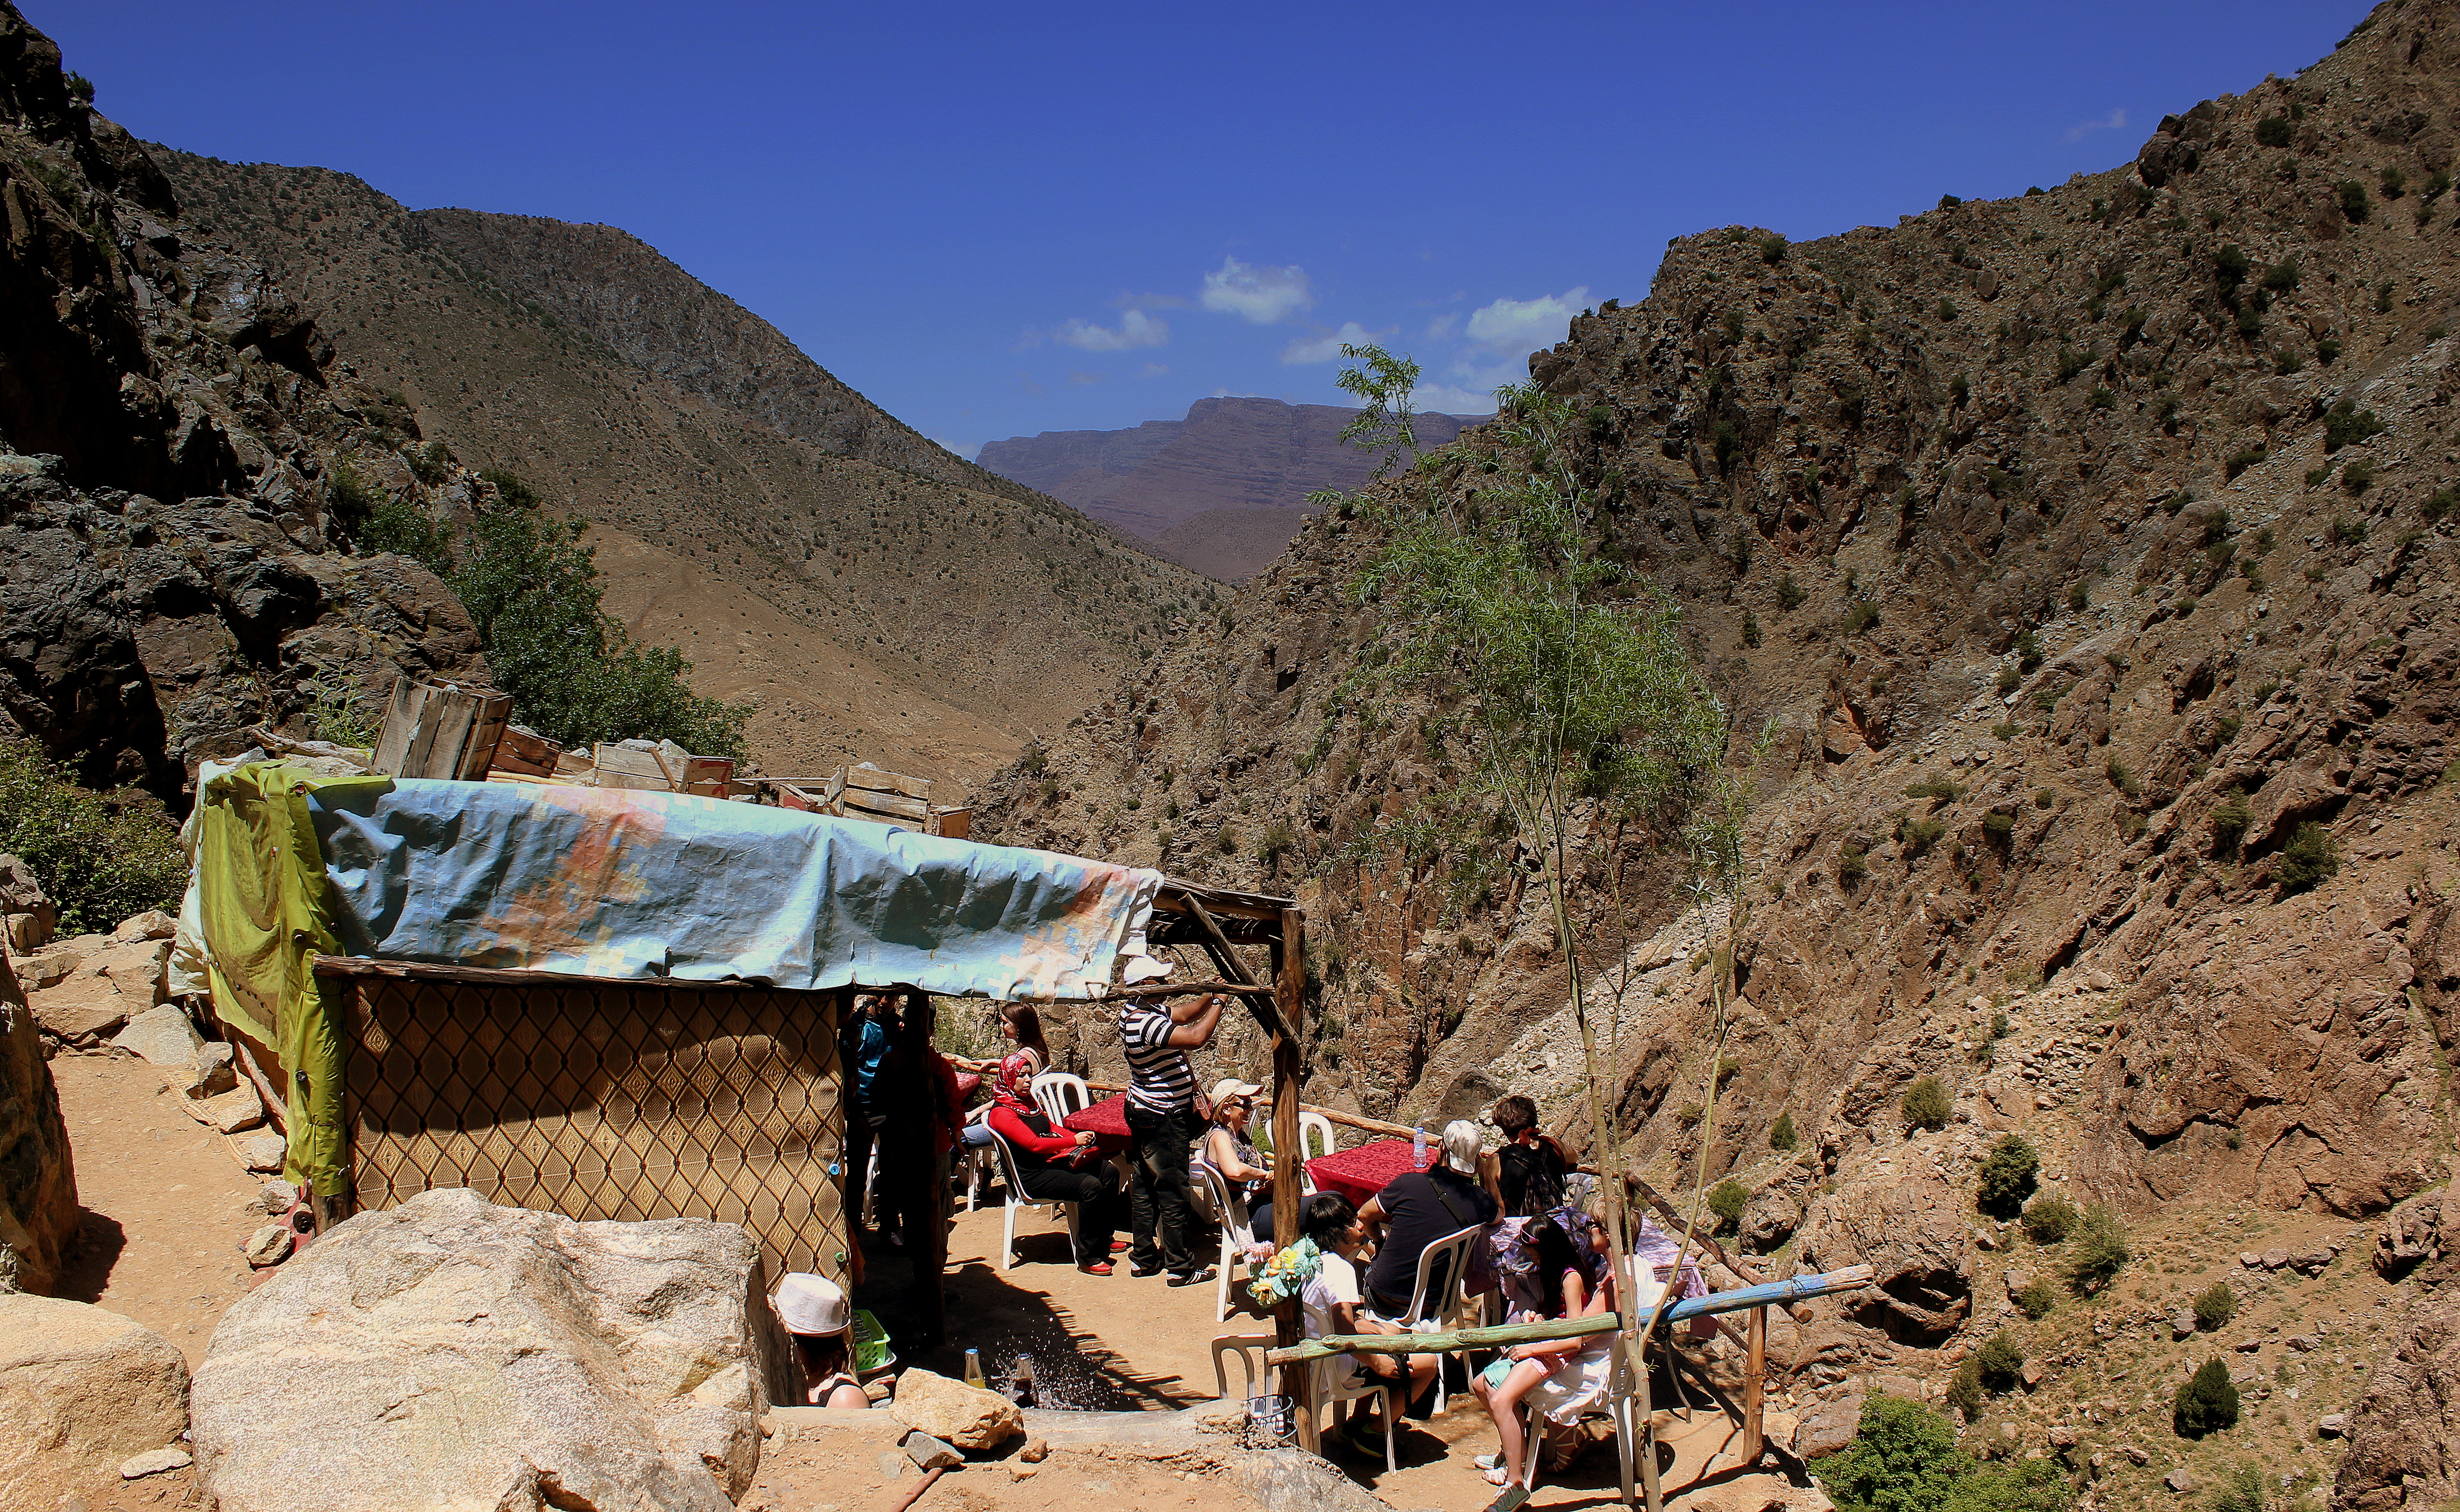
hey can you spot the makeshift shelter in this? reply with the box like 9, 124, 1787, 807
190, 761, 1303, 1301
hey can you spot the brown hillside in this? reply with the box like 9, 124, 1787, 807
979, 396, 1476, 580
151, 155, 1220, 788
976, 5, 2460, 1499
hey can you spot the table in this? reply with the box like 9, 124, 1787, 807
1304, 1136, 1436, 1208
1062, 1092, 1132, 1155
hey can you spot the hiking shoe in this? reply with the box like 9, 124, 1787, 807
1166, 1266, 1218, 1288
1078, 1261, 1115, 1276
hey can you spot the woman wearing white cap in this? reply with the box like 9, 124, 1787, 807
774, 1273, 870, 1409
1193, 1077, 1279, 1243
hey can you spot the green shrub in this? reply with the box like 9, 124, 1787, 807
357, 495, 450, 562
403, 439, 452, 485
1976, 1136, 2040, 1218
1905, 773, 1964, 802
2338, 179, 2371, 222
1813, 1394, 2069, 1512
2278, 822, 2339, 891
1982, 811, 2015, 847
2105, 758, 2140, 798
1974, 1329, 2026, 1392
2066, 1204, 2131, 1292
1759, 232, 1789, 264
1902, 1075, 1952, 1132
2209, 788, 2251, 854
2325, 399, 2386, 456
1900, 815, 1946, 855
378, 470, 748, 758
2255, 115, 2292, 148
1705, 1179, 1748, 1234
328, 462, 376, 520
2056, 346, 2091, 383
2016, 1278, 2057, 1320
2174, 1358, 2242, 1438
2331, 515, 2368, 546
2342, 459, 2376, 493
2089, 384, 2116, 410
1838, 846, 1868, 888
1946, 1359, 1985, 1422
2194, 1281, 2239, 1331
1769, 1111, 1798, 1151
1844, 600, 1880, 634
2209, 1463, 2266, 1512
2317, 335, 2342, 364
0, 742, 187, 934
2224, 447, 2266, 480
1777, 573, 1807, 611
2024, 1193, 2078, 1243
2212, 245, 2251, 292
2382, 165, 2409, 200
1255, 819, 1296, 866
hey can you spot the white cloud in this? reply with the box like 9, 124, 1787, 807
1052, 309, 1169, 352
1412, 381, 1499, 416
1463, 286, 1589, 356
1067, 370, 1106, 386
1137, 362, 1169, 378
1199, 257, 1314, 324
1424, 313, 1460, 342
1279, 321, 1379, 365
2066, 106, 2127, 142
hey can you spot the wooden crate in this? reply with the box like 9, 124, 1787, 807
372, 679, 512, 780
491, 725, 564, 778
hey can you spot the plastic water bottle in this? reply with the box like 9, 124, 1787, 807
1412, 1123, 1427, 1168
962, 1348, 985, 1389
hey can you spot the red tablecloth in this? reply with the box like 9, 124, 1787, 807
1062, 1092, 1133, 1155
1305, 1136, 1436, 1207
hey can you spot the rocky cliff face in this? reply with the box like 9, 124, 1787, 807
979, 397, 1476, 579
156, 155, 1218, 785
978, 5, 2459, 1499
0, 0, 485, 798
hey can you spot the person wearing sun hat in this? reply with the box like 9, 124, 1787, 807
775, 1272, 870, 1408
1193, 1076, 1280, 1243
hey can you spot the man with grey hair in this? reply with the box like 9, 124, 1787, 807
1358, 1119, 1499, 1320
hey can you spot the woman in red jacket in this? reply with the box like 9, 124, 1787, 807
987, 1086, 1128, 1273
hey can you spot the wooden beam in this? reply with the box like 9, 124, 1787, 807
1114, 979, 1277, 999
1743, 1305, 1767, 1466
1263, 1266, 1874, 1367
1270, 908, 1311, 1454
1179, 894, 1297, 1044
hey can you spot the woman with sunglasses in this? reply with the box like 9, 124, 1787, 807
1194, 1076, 1280, 1243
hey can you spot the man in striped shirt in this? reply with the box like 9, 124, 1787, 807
1118, 990, 1225, 1283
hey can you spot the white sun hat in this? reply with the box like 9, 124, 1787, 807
774, 1272, 851, 1336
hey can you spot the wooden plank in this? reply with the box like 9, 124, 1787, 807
842, 763, 933, 801
495, 725, 563, 775
369, 677, 420, 776
454, 691, 512, 780
1182, 897, 1295, 1043
1743, 1305, 1766, 1465
926, 807, 972, 840
593, 743, 676, 791
843, 789, 931, 822
776, 782, 826, 813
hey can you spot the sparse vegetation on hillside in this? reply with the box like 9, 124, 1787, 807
2173, 1358, 2242, 1439
1901, 1075, 1951, 1132
1976, 1135, 2040, 1218
1814, 1393, 2072, 1512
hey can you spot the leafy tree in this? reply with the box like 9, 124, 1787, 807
1343, 349, 1743, 1291
2174, 1358, 2242, 1438
2278, 823, 2339, 892
0, 741, 187, 933
1902, 1075, 1952, 1132
1815, 1394, 2074, 1512
1706, 1178, 1748, 1234
368, 473, 747, 758
1976, 1135, 2040, 1218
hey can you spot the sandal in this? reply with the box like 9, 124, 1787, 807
1472, 1453, 1502, 1472
1479, 1465, 1513, 1488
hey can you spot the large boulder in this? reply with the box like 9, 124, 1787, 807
889, 1367, 1026, 1451
0, 952, 77, 1293
0, 852, 53, 953
0, 1293, 192, 1503
191, 1187, 772, 1512
29, 936, 171, 1043
1793, 1172, 1974, 1342
1741, 1187, 1804, 1254
2373, 1186, 2458, 1279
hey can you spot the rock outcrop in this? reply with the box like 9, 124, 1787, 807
2333, 1245, 2460, 1509
0, 952, 75, 1293
190, 1187, 771, 1512
1795, 1173, 1974, 1342
0, 0, 489, 798
0, 1293, 191, 1503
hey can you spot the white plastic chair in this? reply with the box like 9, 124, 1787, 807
1030, 1071, 1091, 1128
1379, 1222, 1481, 1416
1298, 1111, 1337, 1160
1197, 1164, 1258, 1323
1209, 1330, 1277, 1400
1507, 1332, 1638, 1497
959, 1104, 994, 1211
1314, 1356, 1399, 1473
987, 1129, 1080, 1271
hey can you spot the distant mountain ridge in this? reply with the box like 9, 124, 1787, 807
980, 397, 1479, 580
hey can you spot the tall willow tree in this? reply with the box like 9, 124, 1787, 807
1342, 349, 1754, 1294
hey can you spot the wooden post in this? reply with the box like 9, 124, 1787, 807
1270, 908, 1314, 1454
1635, 1331, 1662, 1512
1743, 1304, 1767, 1466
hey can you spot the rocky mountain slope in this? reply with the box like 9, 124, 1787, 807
979, 397, 1475, 580
152, 157, 1218, 788
0, 1, 488, 800
977, 5, 2458, 1503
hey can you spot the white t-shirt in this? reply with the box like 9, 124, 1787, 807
1301, 1251, 1360, 1341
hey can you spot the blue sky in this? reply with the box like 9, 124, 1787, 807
43, 1, 2362, 457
